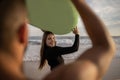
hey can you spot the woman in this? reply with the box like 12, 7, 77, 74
39, 27, 79, 70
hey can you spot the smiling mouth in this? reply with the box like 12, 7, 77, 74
50, 43, 54, 45
49, 42, 55, 46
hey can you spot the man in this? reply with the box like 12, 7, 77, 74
43, 0, 116, 80
0, 0, 28, 80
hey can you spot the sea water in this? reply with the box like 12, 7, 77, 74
23, 36, 120, 61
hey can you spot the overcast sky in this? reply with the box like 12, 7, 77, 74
29, 0, 120, 36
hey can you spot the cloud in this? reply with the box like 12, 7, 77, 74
85, 0, 120, 36
107, 21, 120, 26
108, 26, 120, 36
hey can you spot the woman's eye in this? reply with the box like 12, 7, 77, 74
53, 37, 55, 40
48, 38, 51, 40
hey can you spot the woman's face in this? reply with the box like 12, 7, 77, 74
46, 34, 56, 47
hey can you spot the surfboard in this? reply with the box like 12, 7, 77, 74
27, 0, 78, 35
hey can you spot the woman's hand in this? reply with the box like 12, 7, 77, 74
72, 27, 79, 35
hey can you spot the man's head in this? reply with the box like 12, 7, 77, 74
0, 1, 28, 79
0, 0, 28, 55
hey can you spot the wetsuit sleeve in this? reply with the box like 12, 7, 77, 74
57, 34, 79, 55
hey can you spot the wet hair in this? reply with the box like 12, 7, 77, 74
39, 31, 54, 69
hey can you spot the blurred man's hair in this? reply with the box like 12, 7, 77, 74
0, 0, 27, 52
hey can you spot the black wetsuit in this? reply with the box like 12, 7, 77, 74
45, 34, 79, 70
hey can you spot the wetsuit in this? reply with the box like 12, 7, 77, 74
45, 34, 79, 70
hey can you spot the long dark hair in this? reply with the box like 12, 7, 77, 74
39, 31, 54, 69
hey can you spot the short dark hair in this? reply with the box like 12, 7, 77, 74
0, 0, 26, 51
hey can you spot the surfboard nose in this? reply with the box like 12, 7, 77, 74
27, 0, 78, 35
